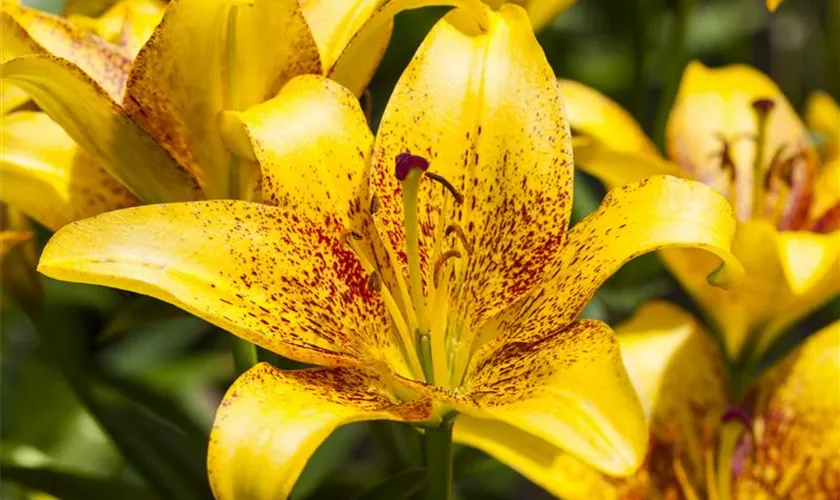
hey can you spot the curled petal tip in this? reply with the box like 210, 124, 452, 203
705, 255, 745, 290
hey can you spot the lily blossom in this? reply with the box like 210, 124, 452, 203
561, 62, 840, 363
38, 5, 743, 498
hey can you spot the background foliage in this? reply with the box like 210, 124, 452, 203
2, 0, 838, 498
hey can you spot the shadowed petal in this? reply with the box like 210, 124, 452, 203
463, 319, 647, 477
735, 321, 840, 498
209, 363, 432, 500
38, 201, 411, 371
124, 0, 323, 198
371, 5, 573, 332
68, 0, 166, 57
0, 111, 138, 230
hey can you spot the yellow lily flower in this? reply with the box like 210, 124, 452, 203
0, 0, 421, 216
561, 62, 840, 362
475, 302, 839, 499
37, 5, 743, 497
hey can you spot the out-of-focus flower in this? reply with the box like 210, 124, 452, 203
0, 0, 432, 218
483, 0, 576, 30
37, 5, 743, 498
479, 302, 839, 499
561, 62, 839, 363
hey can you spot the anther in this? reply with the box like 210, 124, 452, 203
433, 249, 462, 287
343, 231, 363, 244
367, 272, 381, 292
444, 224, 473, 254
425, 172, 464, 204
394, 152, 429, 181
369, 194, 380, 215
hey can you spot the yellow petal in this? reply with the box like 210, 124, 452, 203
616, 301, 728, 494
571, 136, 686, 190
666, 61, 818, 220
805, 90, 839, 160
810, 157, 840, 223
453, 416, 621, 499
299, 0, 382, 74
734, 321, 840, 498
484, 0, 577, 31
1, 55, 200, 204
1, 3, 131, 100
209, 363, 432, 500
69, 0, 166, 57
371, 4, 574, 331
64, 0, 116, 16
486, 176, 742, 349
0, 82, 29, 114
124, 0, 322, 198
766, 0, 784, 11
0, 229, 33, 260
38, 200, 413, 372
559, 79, 658, 156
662, 219, 840, 360
463, 319, 647, 476
0, 111, 138, 231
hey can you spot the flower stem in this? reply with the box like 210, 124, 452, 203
652, 0, 694, 150
424, 421, 454, 500
229, 336, 257, 375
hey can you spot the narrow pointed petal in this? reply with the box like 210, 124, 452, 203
0, 111, 138, 231
666, 61, 819, 220
463, 319, 647, 476
663, 220, 840, 360
560, 79, 684, 188
1, 55, 200, 203
372, 5, 573, 329
38, 201, 407, 371
124, 0, 322, 198
484, 0, 576, 31
810, 158, 840, 225
299, 0, 382, 74
486, 176, 742, 348
69, 0, 166, 57
1, 3, 131, 99
805, 90, 839, 159
734, 321, 840, 498
209, 363, 432, 500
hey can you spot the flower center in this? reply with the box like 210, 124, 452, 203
345, 153, 471, 387
708, 98, 814, 229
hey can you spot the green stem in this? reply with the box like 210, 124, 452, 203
652, 0, 694, 150
630, 0, 650, 121
229, 336, 258, 375
424, 421, 454, 500
828, 0, 840, 97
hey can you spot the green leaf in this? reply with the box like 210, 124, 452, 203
351, 469, 426, 500
291, 423, 365, 499
98, 297, 187, 342
0, 465, 155, 500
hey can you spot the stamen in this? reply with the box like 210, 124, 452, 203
369, 194, 380, 215
343, 231, 363, 243
425, 172, 464, 204
433, 249, 463, 288
673, 453, 701, 500
702, 420, 720, 500
750, 97, 775, 218
711, 133, 738, 210
367, 272, 381, 292
445, 224, 473, 254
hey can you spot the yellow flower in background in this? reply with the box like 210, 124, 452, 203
0, 0, 427, 223
38, 5, 743, 498
561, 62, 840, 363
494, 302, 839, 499
483, 0, 576, 30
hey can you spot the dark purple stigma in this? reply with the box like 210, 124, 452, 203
395, 153, 429, 181
751, 98, 775, 116
721, 404, 752, 428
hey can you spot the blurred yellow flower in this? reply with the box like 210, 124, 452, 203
38, 5, 743, 498
483, 0, 576, 30
466, 302, 840, 499
561, 62, 840, 363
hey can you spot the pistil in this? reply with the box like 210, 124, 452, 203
750, 98, 775, 219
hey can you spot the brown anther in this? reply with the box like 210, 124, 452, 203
366, 272, 381, 292
395, 152, 429, 181
433, 249, 462, 287
343, 231, 363, 245
751, 98, 775, 116
444, 224, 473, 254
425, 172, 464, 204
369, 194, 380, 215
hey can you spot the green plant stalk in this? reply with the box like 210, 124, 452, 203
424, 421, 454, 500
652, 0, 695, 150
229, 335, 258, 375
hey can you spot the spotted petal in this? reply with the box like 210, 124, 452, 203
371, 5, 573, 333
485, 175, 742, 348
209, 363, 432, 500
38, 200, 410, 373
0, 111, 138, 231
68, 0, 166, 57
734, 321, 840, 498
124, 0, 323, 198
461, 319, 647, 477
